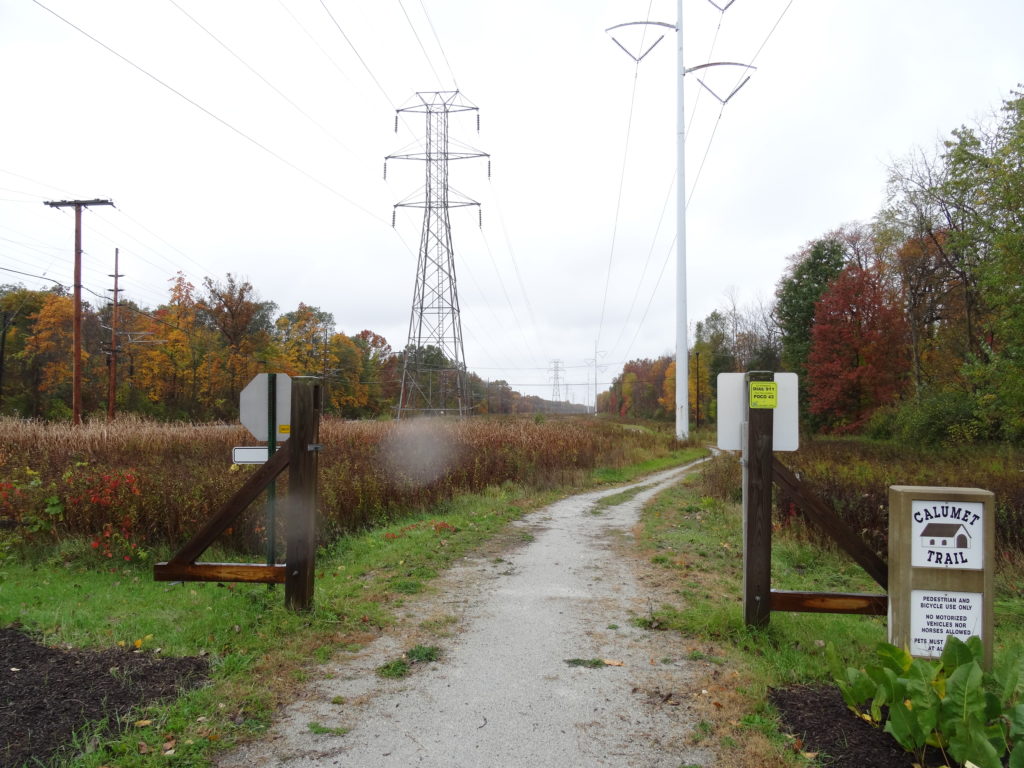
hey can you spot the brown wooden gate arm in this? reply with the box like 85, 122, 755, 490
166, 445, 290, 565
773, 457, 889, 590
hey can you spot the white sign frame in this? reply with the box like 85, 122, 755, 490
716, 372, 799, 451
240, 373, 292, 442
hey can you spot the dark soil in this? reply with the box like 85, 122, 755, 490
770, 684, 952, 768
0, 626, 209, 768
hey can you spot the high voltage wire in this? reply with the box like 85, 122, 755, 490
30, 0, 388, 226
595, 1, 655, 353
417, 0, 459, 90
165, 0, 357, 158
397, 0, 444, 90
317, 0, 396, 110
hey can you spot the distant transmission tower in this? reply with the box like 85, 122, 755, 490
386, 91, 488, 418
550, 359, 564, 406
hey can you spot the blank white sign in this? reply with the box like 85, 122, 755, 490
716, 372, 799, 452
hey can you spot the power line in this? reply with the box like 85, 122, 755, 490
417, 0, 459, 89
30, 0, 387, 225
397, 0, 444, 89
596, 3, 656, 352
317, 0, 396, 110
165, 0, 356, 157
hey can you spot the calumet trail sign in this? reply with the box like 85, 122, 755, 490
888, 486, 994, 668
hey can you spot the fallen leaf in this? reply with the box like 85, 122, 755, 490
712, 701, 722, 709
133, 639, 143, 649
137, 742, 150, 754
801, 752, 818, 760
162, 739, 176, 754
9, 668, 19, 672
134, 719, 152, 727
602, 659, 624, 666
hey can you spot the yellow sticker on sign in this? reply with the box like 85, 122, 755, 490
749, 381, 778, 409
278, 424, 291, 434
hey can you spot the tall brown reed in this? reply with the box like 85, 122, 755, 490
0, 415, 676, 556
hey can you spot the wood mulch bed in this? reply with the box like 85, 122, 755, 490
770, 683, 954, 767
1, 626, 208, 768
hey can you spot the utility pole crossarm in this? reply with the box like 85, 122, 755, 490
43, 199, 115, 209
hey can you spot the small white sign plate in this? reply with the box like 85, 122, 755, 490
910, 500, 984, 570
232, 446, 269, 464
909, 589, 983, 658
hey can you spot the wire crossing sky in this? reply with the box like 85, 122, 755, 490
2, 0, 1022, 404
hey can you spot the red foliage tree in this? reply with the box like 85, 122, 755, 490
807, 263, 911, 432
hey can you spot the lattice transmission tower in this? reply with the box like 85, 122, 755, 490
550, 359, 564, 406
386, 91, 488, 418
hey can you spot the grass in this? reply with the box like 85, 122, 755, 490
630, 468, 1024, 767
589, 483, 655, 514
376, 644, 441, 678
306, 721, 349, 736
564, 658, 609, 668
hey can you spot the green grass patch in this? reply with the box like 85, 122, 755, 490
375, 658, 410, 679
307, 721, 349, 736
376, 644, 440, 678
405, 644, 440, 663
590, 483, 656, 514
564, 658, 609, 668
590, 447, 707, 485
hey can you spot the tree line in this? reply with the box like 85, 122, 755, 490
0, 273, 574, 421
599, 89, 1024, 445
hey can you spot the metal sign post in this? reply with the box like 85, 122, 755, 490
238, 372, 292, 568
266, 373, 277, 568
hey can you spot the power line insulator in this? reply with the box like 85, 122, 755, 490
487, 160, 491, 180
476, 114, 480, 133
391, 209, 396, 228
478, 209, 482, 229
383, 161, 388, 181
394, 115, 399, 133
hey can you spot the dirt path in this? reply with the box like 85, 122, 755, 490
218, 461, 714, 768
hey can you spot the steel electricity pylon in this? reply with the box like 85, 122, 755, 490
386, 91, 488, 418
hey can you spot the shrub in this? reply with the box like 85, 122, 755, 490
828, 636, 1024, 768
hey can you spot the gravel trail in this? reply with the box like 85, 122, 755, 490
218, 460, 713, 768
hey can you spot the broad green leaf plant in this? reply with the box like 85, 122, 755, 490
828, 636, 1024, 768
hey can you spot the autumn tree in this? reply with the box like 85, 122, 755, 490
200, 274, 277, 414
807, 262, 911, 432
274, 303, 335, 376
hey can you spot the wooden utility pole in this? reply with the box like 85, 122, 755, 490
107, 248, 122, 421
43, 199, 115, 424
285, 377, 322, 611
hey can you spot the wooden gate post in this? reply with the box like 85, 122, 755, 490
285, 377, 322, 612
743, 372, 775, 627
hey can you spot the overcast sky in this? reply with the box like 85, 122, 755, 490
2, 0, 1022, 406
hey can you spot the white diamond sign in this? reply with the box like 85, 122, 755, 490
240, 373, 291, 442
